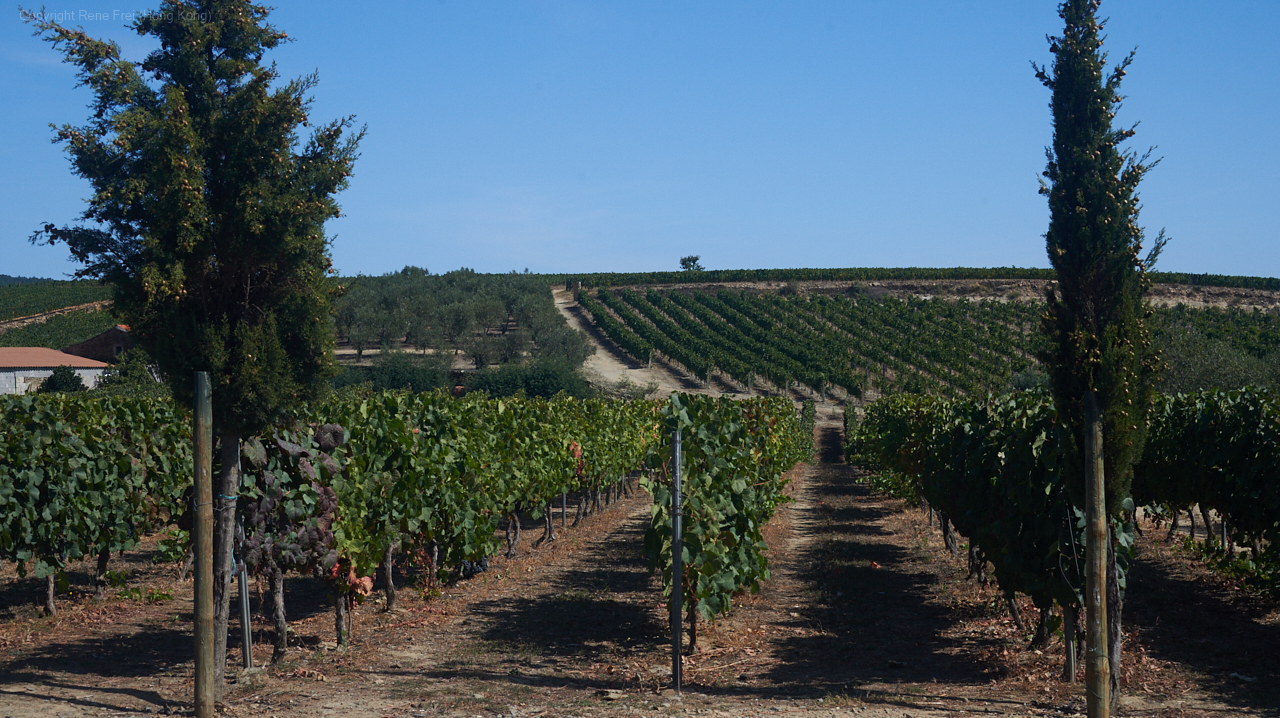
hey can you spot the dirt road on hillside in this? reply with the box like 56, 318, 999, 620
552, 288, 711, 397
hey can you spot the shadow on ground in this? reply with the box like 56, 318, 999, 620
1126, 538, 1280, 715
762, 425, 995, 695
0, 621, 186, 712
469, 508, 665, 663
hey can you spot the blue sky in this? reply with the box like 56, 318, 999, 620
3, 1, 1277, 279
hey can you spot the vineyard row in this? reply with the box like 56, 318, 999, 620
848, 387, 1280, 676
579, 287, 1044, 399
0, 390, 813, 656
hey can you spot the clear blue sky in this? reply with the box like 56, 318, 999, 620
3, 1, 1277, 279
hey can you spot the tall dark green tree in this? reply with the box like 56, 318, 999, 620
1033, 1, 1164, 713
27, 0, 362, 695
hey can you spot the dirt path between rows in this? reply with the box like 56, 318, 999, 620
552, 287, 706, 397
2, 422, 1278, 717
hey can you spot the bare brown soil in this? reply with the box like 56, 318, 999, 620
2, 421, 1277, 717
599, 279, 1280, 313
552, 288, 713, 399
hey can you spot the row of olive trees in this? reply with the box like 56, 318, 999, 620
1155, 328, 1280, 394
334, 266, 595, 371
1013, 324, 1280, 397
1149, 305, 1280, 394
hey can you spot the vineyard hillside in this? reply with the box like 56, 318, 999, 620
568, 277, 1280, 406
1, 268, 1278, 718
0, 281, 111, 323
2, 270, 1277, 400
590, 277, 1280, 312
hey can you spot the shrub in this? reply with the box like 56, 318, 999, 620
37, 365, 86, 393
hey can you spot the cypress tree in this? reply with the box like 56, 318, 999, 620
27, 1, 363, 697
1033, 1, 1164, 713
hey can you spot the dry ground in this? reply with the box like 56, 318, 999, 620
2, 420, 1276, 718
552, 288, 706, 398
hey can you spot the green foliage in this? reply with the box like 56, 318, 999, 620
333, 350, 449, 394
680, 256, 705, 272
531, 321, 596, 367
1151, 305, 1280, 393
1010, 368, 1049, 391
798, 400, 817, 462
1154, 304, 1280, 359
95, 347, 170, 399
299, 390, 656, 586
28, 2, 362, 435
0, 281, 110, 321
1155, 327, 1277, 394
642, 394, 809, 625
1, 386, 805, 638
621, 288, 722, 381
578, 290, 652, 365
851, 391, 1143, 613
335, 267, 593, 372
467, 357, 594, 399
1178, 534, 1280, 599
554, 267, 1280, 292
850, 385, 1277, 610
0, 393, 192, 579
0, 310, 117, 349
36, 365, 87, 394
0, 275, 55, 287
586, 277, 1275, 407
844, 393, 937, 501
1132, 388, 1280, 594
589, 287, 1041, 399
154, 528, 189, 564
0, 387, 665, 605
1035, 0, 1163, 514
843, 404, 858, 465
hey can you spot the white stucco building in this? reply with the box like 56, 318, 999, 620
0, 348, 109, 394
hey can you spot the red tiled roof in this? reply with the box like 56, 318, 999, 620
0, 348, 109, 369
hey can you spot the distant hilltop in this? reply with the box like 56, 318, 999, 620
0, 275, 54, 286
548, 267, 1280, 292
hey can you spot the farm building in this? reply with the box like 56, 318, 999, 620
0, 347, 108, 394
63, 324, 133, 363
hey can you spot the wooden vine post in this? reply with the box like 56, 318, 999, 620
670, 426, 683, 693
193, 372, 215, 717
1084, 392, 1109, 713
